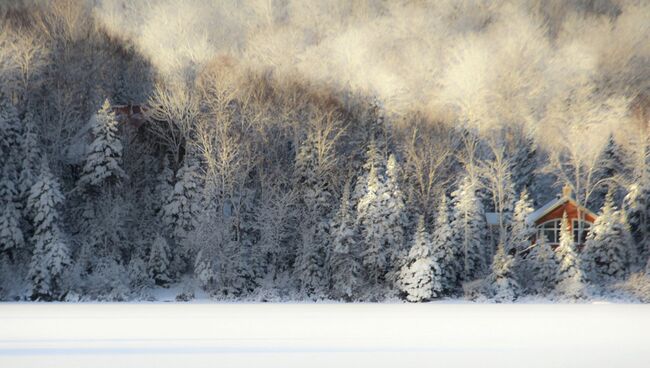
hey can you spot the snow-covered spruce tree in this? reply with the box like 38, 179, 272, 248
510, 189, 535, 252
329, 181, 362, 301
451, 175, 488, 282
357, 164, 388, 287
17, 112, 41, 213
0, 95, 21, 164
399, 215, 441, 302
163, 154, 200, 266
623, 150, 650, 268
582, 193, 631, 284
596, 135, 627, 202
155, 155, 175, 222
486, 243, 520, 302
509, 135, 537, 198
26, 168, 70, 300
0, 164, 24, 255
148, 234, 171, 286
352, 139, 385, 204
293, 130, 335, 298
525, 235, 559, 295
78, 99, 126, 191
383, 154, 407, 285
554, 212, 585, 299
432, 195, 460, 294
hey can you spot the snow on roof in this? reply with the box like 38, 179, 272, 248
485, 212, 511, 226
525, 196, 597, 225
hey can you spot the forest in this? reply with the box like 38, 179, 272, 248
0, 0, 649, 302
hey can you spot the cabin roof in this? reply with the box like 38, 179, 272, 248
525, 196, 597, 226
485, 212, 511, 226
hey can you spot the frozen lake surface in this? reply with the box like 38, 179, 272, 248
0, 303, 648, 368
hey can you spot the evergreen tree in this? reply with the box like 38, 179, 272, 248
451, 175, 488, 282
524, 235, 558, 295
155, 155, 175, 222
510, 189, 535, 252
357, 165, 388, 286
17, 112, 41, 213
583, 193, 631, 284
593, 134, 627, 207
352, 139, 384, 203
329, 182, 362, 301
623, 161, 650, 268
555, 212, 585, 299
26, 168, 70, 300
487, 243, 520, 302
383, 154, 407, 284
509, 135, 537, 197
432, 195, 460, 293
0, 165, 24, 254
399, 215, 441, 302
293, 133, 333, 297
79, 99, 126, 190
163, 155, 200, 260
148, 234, 171, 286
0, 95, 21, 164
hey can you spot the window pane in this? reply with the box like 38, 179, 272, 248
544, 230, 556, 243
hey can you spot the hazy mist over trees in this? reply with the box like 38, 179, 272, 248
1, 0, 649, 302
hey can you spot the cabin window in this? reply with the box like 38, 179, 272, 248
537, 220, 562, 244
572, 220, 592, 243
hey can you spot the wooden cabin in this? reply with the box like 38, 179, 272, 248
485, 185, 598, 253
525, 185, 597, 249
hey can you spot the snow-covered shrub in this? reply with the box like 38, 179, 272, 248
148, 235, 171, 286
614, 273, 650, 303
83, 258, 130, 301
127, 256, 153, 292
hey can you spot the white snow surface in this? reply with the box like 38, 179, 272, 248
0, 303, 648, 368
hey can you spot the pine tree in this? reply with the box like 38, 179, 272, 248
26, 168, 70, 300
155, 156, 175, 220
329, 182, 362, 301
163, 155, 200, 260
524, 235, 559, 295
451, 175, 488, 282
148, 234, 171, 286
623, 158, 650, 268
593, 134, 627, 207
487, 243, 520, 302
555, 212, 585, 299
0, 95, 21, 164
0, 165, 24, 254
357, 165, 388, 286
510, 189, 535, 252
509, 135, 537, 198
352, 139, 384, 203
399, 215, 441, 302
583, 193, 631, 284
293, 133, 333, 297
17, 112, 41, 213
383, 154, 407, 284
78, 99, 126, 190
432, 195, 460, 294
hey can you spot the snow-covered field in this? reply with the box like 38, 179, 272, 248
0, 303, 648, 368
